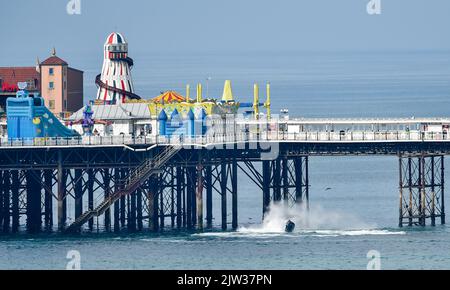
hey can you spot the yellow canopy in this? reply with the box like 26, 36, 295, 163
152, 91, 185, 104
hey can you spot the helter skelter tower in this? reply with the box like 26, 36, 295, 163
96, 32, 141, 104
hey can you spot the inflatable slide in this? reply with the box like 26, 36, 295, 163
6, 89, 79, 139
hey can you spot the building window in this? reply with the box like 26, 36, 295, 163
26, 80, 34, 90
49, 68, 54, 75
64, 81, 66, 89
49, 100, 55, 110
49, 82, 54, 90
64, 100, 67, 110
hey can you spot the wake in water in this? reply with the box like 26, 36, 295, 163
236, 202, 405, 237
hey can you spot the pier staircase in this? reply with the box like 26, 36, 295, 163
65, 145, 180, 232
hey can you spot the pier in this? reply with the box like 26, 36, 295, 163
0, 117, 448, 233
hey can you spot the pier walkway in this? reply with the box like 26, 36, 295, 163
0, 117, 450, 150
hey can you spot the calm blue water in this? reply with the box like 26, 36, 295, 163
1, 50, 450, 269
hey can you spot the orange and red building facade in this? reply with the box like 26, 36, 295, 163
0, 50, 83, 117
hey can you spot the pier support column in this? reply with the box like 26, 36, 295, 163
440, 156, 445, 225
58, 169, 67, 231
11, 171, 19, 233
0, 171, 3, 230
159, 174, 165, 230
148, 176, 159, 232
120, 169, 127, 227
191, 168, 197, 228
303, 157, 310, 209
430, 156, 436, 226
169, 177, 174, 228
221, 161, 227, 230
74, 169, 83, 221
0, 170, 11, 233
44, 170, 53, 229
262, 161, 271, 216
282, 157, 289, 205
26, 170, 42, 233
129, 170, 138, 232
113, 168, 120, 232
399, 154, 445, 227
294, 159, 303, 204
182, 168, 187, 228
418, 155, 426, 226
196, 164, 204, 230
205, 165, 213, 229
232, 159, 238, 230
137, 188, 143, 231
129, 189, 137, 232
176, 166, 183, 229
103, 169, 111, 232
186, 167, 195, 229
87, 169, 94, 231
273, 159, 281, 202
57, 151, 67, 231
2, 171, 11, 232
169, 167, 175, 228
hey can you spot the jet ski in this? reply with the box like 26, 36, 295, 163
285, 219, 295, 233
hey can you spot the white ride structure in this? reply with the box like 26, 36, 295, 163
96, 32, 140, 104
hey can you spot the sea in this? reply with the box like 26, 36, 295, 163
1, 50, 450, 270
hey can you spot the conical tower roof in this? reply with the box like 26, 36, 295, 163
222, 80, 234, 102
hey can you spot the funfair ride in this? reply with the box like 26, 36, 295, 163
96, 32, 141, 104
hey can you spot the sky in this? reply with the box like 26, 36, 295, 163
1, 0, 450, 66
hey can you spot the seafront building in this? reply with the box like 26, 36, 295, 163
0, 49, 83, 118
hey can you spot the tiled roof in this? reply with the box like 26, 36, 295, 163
0, 67, 40, 91
40, 56, 68, 66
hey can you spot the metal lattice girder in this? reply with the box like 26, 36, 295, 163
257, 157, 309, 213
156, 166, 178, 229
399, 154, 445, 226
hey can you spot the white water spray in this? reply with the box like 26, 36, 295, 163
237, 202, 404, 236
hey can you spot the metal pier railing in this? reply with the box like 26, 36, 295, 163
1, 130, 449, 148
